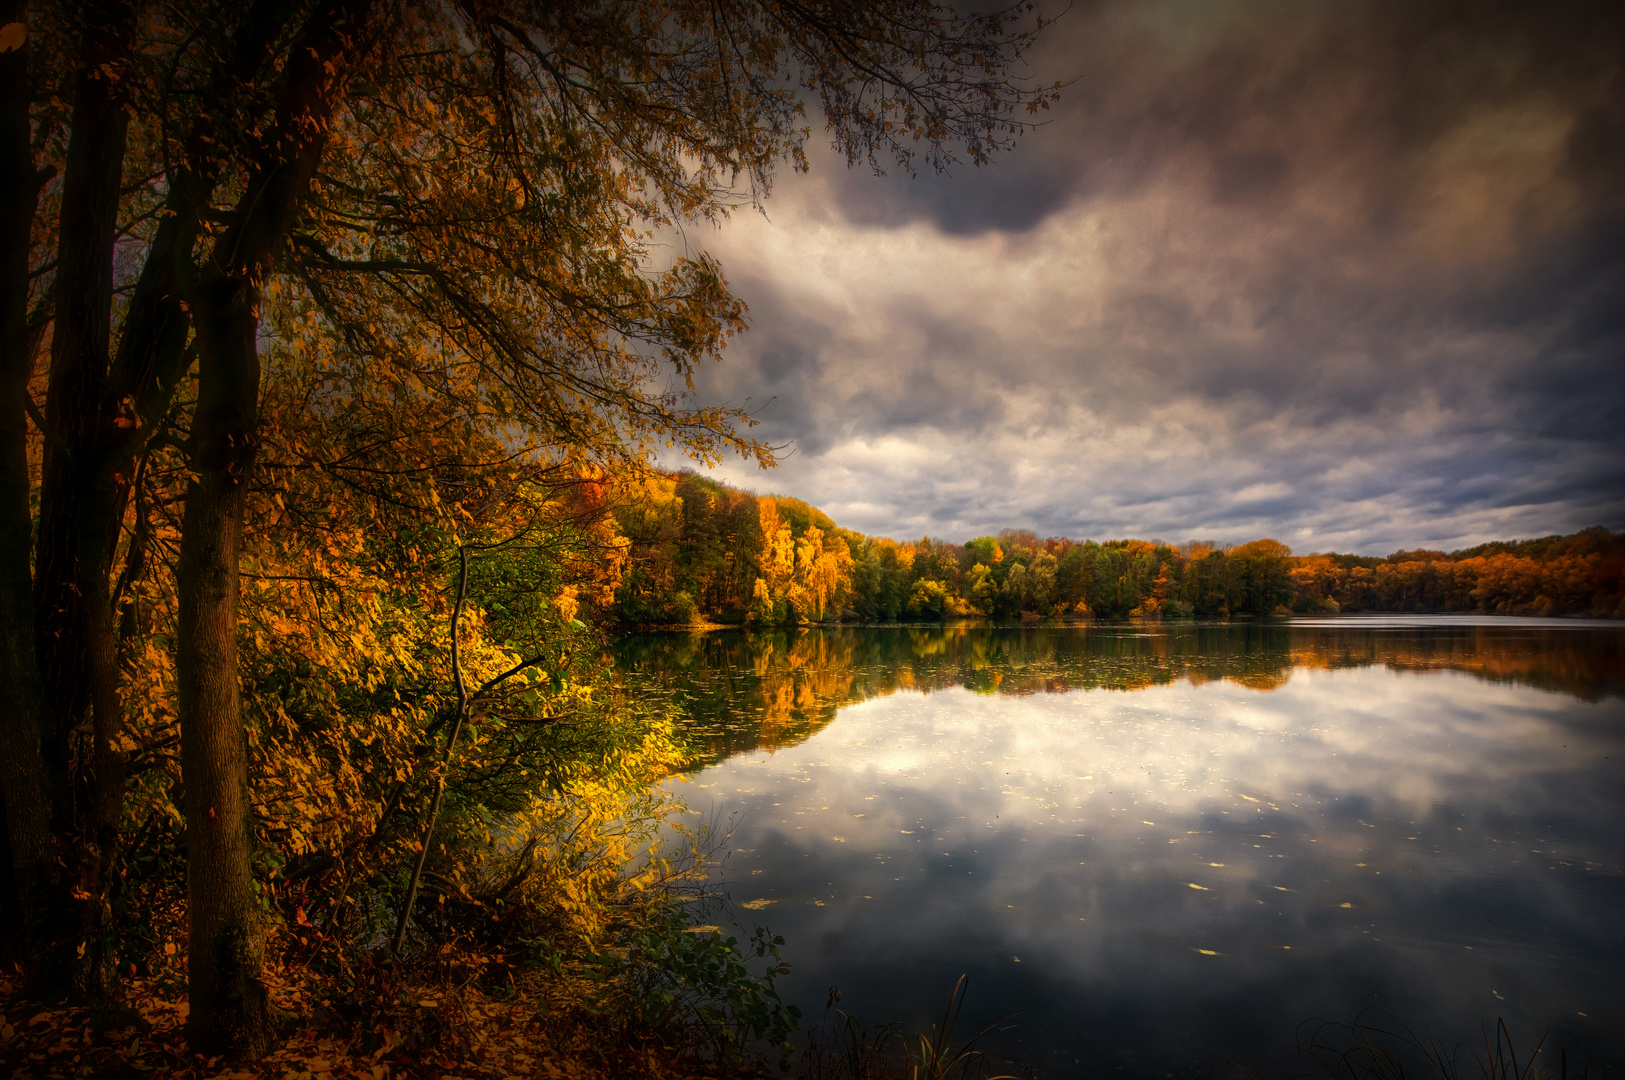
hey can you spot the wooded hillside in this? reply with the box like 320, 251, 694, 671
608, 471, 1625, 623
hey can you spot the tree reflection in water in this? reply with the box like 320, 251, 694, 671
612, 621, 1625, 767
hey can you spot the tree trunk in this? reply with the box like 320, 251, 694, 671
177, 269, 278, 1058
35, 0, 131, 803
28, 0, 137, 997
0, 0, 59, 972
171, 0, 372, 1054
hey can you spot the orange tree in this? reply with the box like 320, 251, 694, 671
0, 0, 1055, 1057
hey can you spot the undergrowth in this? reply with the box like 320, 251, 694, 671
0, 883, 799, 1079
0, 782, 802, 1079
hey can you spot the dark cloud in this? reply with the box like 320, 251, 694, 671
1209, 149, 1289, 206
829, 0, 1625, 234
819, 143, 1081, 235
683, 0, 1625, 553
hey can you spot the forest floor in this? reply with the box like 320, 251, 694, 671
0, 967, 744, 1080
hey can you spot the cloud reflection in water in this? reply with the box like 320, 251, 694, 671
630, 626, 1625, 1077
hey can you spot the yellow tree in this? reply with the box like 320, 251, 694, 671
788, 524, 854, 622
752, 495, 796, 623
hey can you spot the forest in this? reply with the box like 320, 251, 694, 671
609, 471, 1625, 625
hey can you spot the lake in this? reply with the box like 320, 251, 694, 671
613, 619, 1625, 1077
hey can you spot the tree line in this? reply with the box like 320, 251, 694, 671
609, 472, 1625, 624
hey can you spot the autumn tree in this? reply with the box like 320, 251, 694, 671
750, 495, 796, 623
2, 0, 1055, 1055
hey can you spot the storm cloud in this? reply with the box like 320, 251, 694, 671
678, 0, 1625, 555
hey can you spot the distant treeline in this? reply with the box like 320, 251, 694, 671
609, 471, 1625, 624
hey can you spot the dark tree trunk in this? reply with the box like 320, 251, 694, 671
177, 269, 277, 1058
29, 0, 138, 997
0, 0, 59, 972
35, 0, 131, 803
172, 3, 374, 1052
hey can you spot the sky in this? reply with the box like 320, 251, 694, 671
675, 0, 1625, 556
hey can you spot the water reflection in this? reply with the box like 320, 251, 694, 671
618, 623, 1625, 1078
614, 621, 1625, 766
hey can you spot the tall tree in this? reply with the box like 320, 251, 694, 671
3, 0, 1054, 1055
0, 0, 58, 973
30, 0, 139, 997
175, 1, 377, 1052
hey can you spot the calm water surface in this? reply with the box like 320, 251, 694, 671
614, 620, 1625, 1077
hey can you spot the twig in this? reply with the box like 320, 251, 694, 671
392, 543, 472, 956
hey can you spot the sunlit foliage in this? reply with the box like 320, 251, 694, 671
612, 474, 1624, 624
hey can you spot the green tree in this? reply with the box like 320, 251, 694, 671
907, 578, 950, 621
1231, 539, 1293, 616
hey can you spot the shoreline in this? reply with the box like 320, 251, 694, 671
610, 610, 1623, 634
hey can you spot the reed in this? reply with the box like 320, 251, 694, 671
1290, 1016, 1589, 1080
798, 975, 1018, 1080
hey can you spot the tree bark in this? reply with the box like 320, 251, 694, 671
25, 0, 303, 1006
177, 268, 276, 1058
172, 0, 373, 1053
107, 0, 298, 430
0, 0, 59, 972
35, 0, 131, 803
28, 0, 138, 997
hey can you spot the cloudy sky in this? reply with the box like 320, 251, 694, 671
676, 0, 1625, 556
